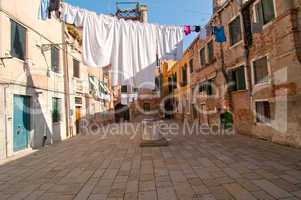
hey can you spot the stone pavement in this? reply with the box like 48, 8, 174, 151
0, 122, 301, 200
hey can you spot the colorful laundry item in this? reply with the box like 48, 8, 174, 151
213, 26, 226, 43
48, 0, 60, 19
38, 0, 49, 20
190, 26, 201, 33
195, 26, 201, 32
121, 94, 129, 105
199, 27, 207, 40
62, 3, 184, 89
184, 25, 191, 36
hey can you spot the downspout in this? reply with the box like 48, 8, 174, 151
239, 0, 254, 125
286, 0, 301, 63
216, 13, 233, 112
2, 84, 9, 159
61, 0, 72, 138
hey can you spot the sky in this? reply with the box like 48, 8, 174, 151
64, 0, 213, 49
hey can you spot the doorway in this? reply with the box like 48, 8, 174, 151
13, 95, 30, 152
75, 106, 81, 135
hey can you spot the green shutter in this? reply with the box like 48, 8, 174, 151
206, 80, 213, 95
52, 98, 61, 123
262, 0, 275, 24
182, 65, 187, 85
228, 71, 236, 92
207, 42, 214, 63
256, 2, 264, 25
254, 57, 269, 84
11, 20, 26, 60
189, 59, 193, 73
229, 16, 242, 45
236, 67, 246, 90
51, 47, 60, 73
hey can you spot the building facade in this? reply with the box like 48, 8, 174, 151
166, 0, 301, 147
0, 0, 112, 160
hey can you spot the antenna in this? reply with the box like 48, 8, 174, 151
115, 1, 148, 22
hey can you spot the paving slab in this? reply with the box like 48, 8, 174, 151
0, 121, 300, 200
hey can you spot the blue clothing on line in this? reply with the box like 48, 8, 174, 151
38, 0, 49, 20
213, 26, 226, 43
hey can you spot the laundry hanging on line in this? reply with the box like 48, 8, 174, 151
184, 26, 191, 36
38, 0, 61, 20
61, 3, 184, 89
48, 0, 61, 19
213, 26, 226, 43
38, 0, 50, 20
184, 25, 201, 36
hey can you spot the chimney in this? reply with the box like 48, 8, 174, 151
213, 0, 227, 12
139, 5, 148, 23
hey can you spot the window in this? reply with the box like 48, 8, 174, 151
121, 85, 128, 93
99, 81, 108, 95
73, 59, 80, 78
189, 59, 193, 73
75, 97, 82, 105
228, 66, 246, 91
51, 46, 60, 73
200, 48, 206, 66
133, 88, 139, 93
173, 73, 177, 87
253, 56, 269, 85
168, 77, 173, 93
143, 103, 151, 112
52, 98, 61, 123
11, 20, 26, 61
207, 41, 214, 64
89, 76, 97, 94
182, 65, 187, 86
155, 75, 162, 91
199, 80, 213, 96
255, 0, 275, 25
255, 101, 271, 123
229, 16, 242, 46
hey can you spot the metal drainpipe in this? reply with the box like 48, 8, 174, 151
238, 0, 254, 119
216, 13, 233, 112
2, 84, 9, 159
61, 0, 72, 138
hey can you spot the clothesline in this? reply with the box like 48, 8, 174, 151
38, 1, 228, 89
58, 2, 185, 89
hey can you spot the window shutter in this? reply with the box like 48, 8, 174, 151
242, 6, 253, 47
206, 80, 213, 95
229, 16, 242, 46
236, 67, 246, 90
11, 21, 26, 60
262, 0, 275, 24
51, 47, 60, 72
256, 2, 264, 25
254, 57, 268, 84
189, 59, 193, 73
228, 71, 235, 92
121, 85, 128, 93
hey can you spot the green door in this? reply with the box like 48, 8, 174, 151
13, 95, 30, 152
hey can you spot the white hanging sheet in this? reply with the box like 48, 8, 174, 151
62, 3, 184, 89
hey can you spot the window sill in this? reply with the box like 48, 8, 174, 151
73, 76, 81, 80
12, 57, 26, 63
229, 40, 243, 49
253, 81, 271, 88
262, 20, 275, 30
255, 121, 272, 127
231, 89, 248, 94
49, 70, 63, 77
